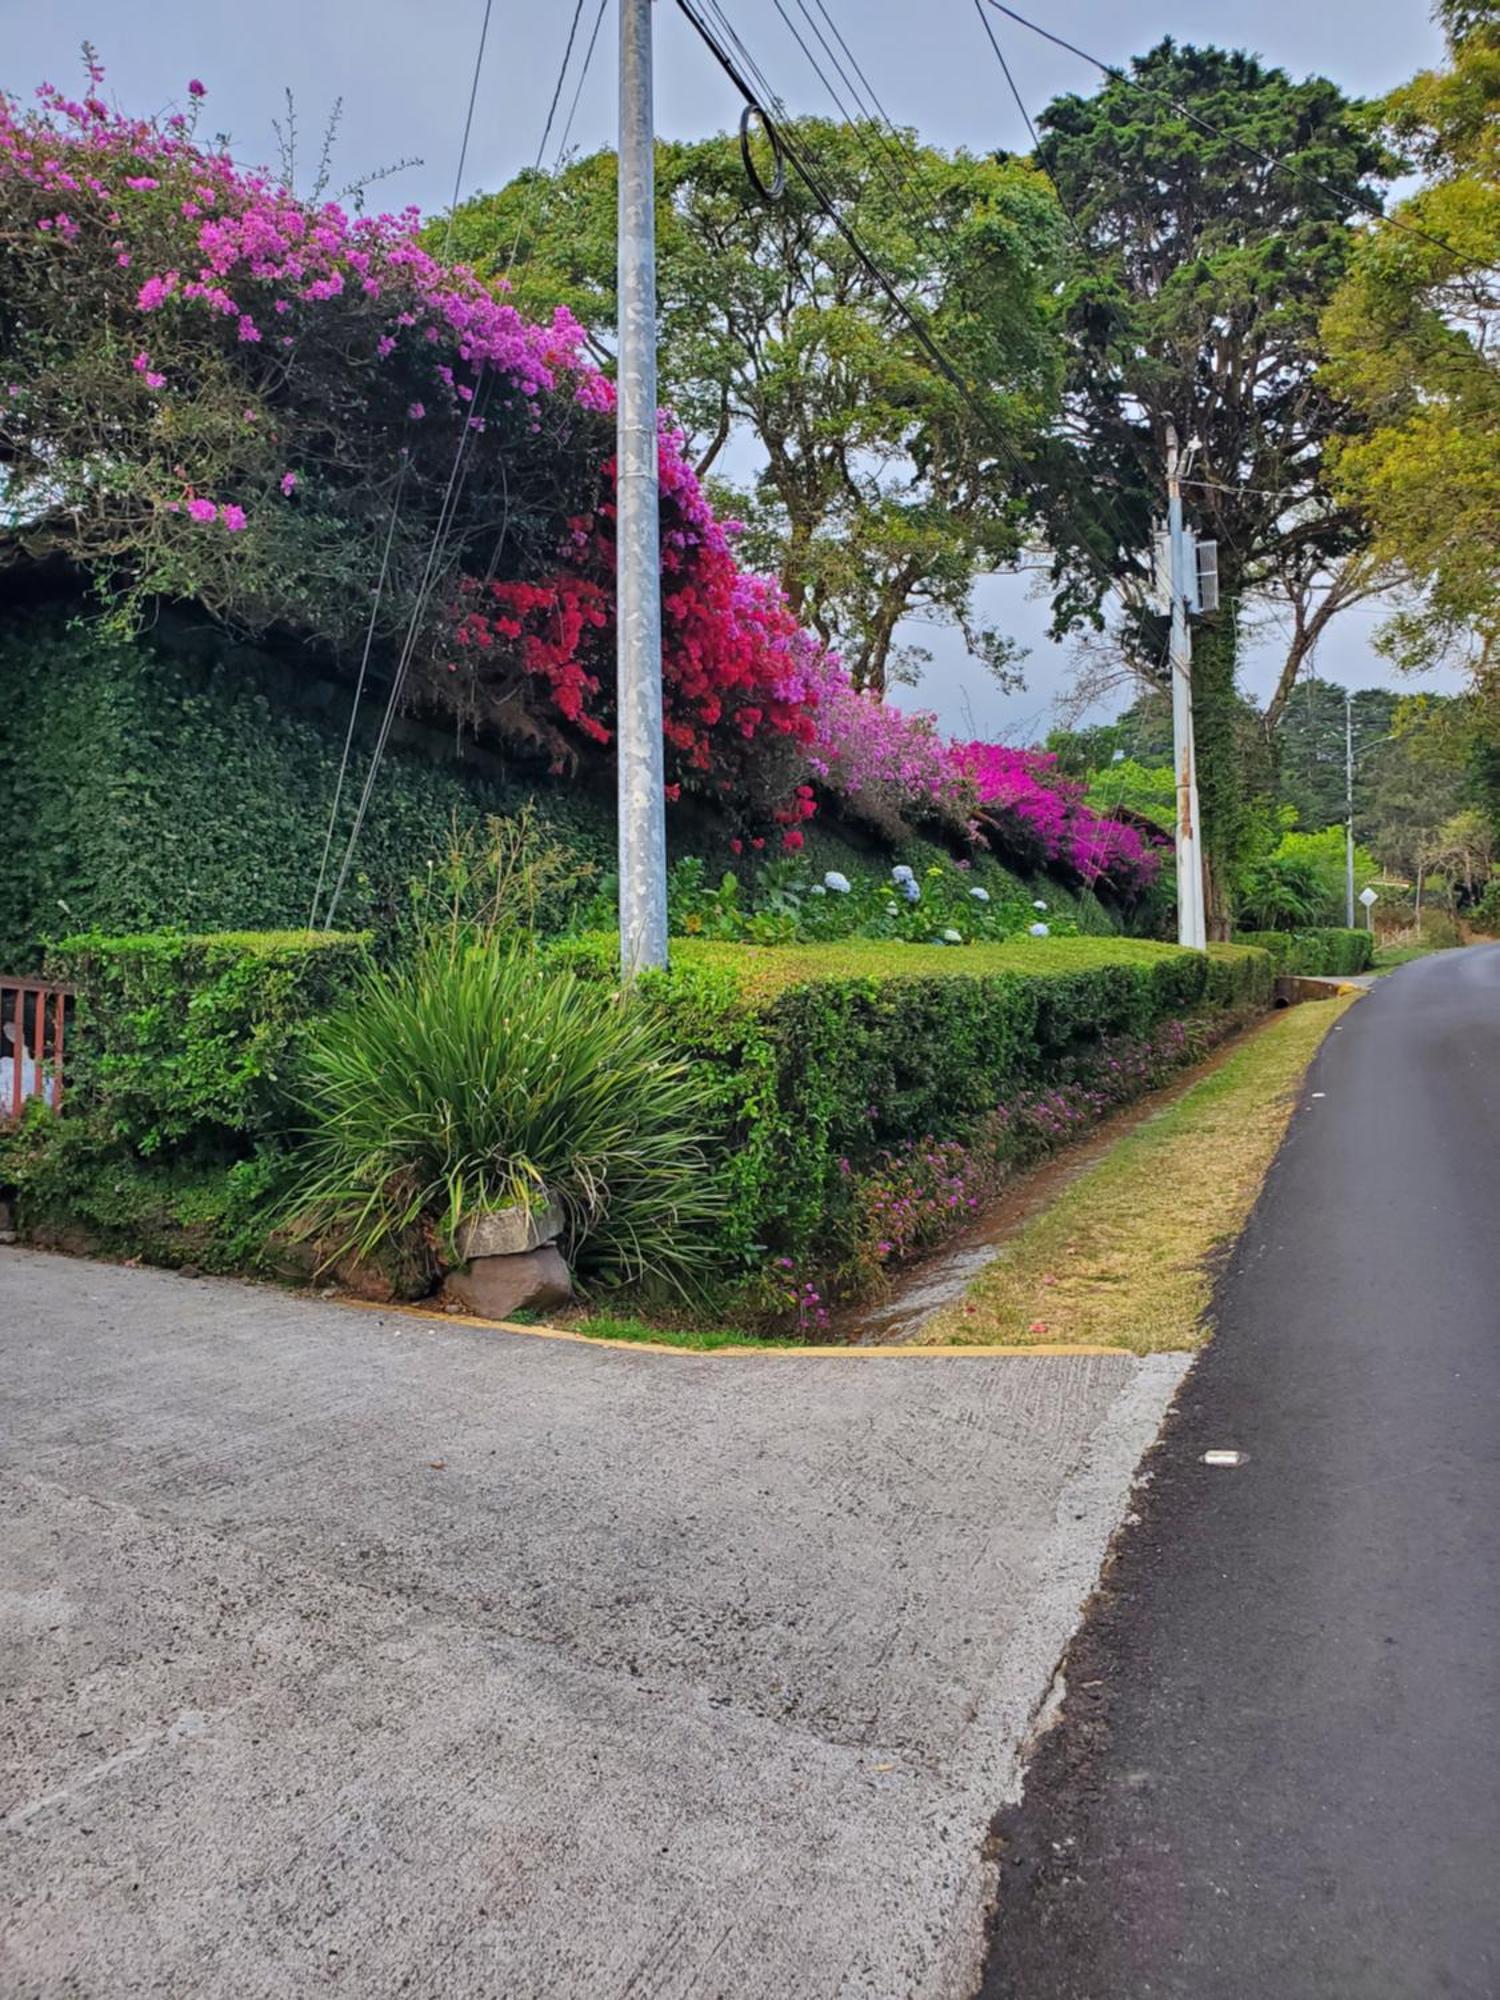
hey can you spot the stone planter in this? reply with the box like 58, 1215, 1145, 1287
444, 1195, 574, 1321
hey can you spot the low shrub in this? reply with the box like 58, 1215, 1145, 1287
45, 929, 371, 1155
555, 934, 1273, 1314
3, 929, 369, 1275
0, 1104, 283, 1273
1235, 928, 1374, 977
285, 944, 725, 1294
1470, 878, 1500, 936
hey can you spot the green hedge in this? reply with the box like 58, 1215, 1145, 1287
0, 612, 615, 968
44, 929, 371, 1156
555, 936, 1272, 1272
1235, 928, 1374, 977
4, 928, 372, 1273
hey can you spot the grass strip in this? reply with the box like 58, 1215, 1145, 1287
924, 994, 1358, 1355
556, 1311, 787, 1352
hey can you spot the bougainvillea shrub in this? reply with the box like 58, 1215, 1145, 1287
0, 65, 1161, 887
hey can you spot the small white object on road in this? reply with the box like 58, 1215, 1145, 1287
1203, 1449, 1248, 1466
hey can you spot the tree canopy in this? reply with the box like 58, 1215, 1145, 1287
1031, 40, 1396, 927
441, 122, 1066, 692
1322, 0, 1500, 719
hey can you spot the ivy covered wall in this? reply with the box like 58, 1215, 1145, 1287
0, 610, 622, 969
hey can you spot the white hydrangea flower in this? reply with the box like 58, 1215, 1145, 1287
1028, 921, 1050, 938
809, 883, 826, 895
1033, 899, 1048, 912
891, 864, 916, 884
824, 871, 852, 893
969, 886, 990, 903
901, 879, 921, 903
942, 927, 962, 943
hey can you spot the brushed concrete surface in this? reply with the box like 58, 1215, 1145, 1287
0, 1251, 1186, 1998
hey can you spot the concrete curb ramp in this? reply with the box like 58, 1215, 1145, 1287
345, 1292, 1133, 1359
1, 1249, 1188, 1998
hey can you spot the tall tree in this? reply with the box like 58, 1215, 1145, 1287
1322, 1, 1500, 744
440, 122, 1066, 691
1031, 41, 1395, 931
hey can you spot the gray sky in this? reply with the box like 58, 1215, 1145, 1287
9, 0, 1456, 741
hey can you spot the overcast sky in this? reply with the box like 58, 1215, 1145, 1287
9, 0, 1454, 740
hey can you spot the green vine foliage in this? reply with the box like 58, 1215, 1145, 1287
0, 611, 615, 969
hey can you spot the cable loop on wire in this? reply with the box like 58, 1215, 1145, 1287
739, 103, 786, 202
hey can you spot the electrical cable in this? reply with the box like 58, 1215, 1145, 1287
803, 0, 936, 190
554, 0, 610, 169
971, 0, 1043, 160
442, 0, 495, 261
505, 0, 590, 274
321, 0, 603, 923
322, 374, 495, 929
682, 0, 1155, 623
772, 0, 926, 209
307, 450, 411, 931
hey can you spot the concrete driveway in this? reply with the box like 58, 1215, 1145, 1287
0, 1250, 1185, 1998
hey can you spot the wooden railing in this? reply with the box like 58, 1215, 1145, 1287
1, 976, 72, 1119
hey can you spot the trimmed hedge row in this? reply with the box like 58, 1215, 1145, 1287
6, 928, 1273, 1305
1235, 928, 1374, 977
44, 930, 371, 1156
556, 935, 1273, 1274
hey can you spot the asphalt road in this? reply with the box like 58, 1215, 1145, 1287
979, 944, 1500, 2000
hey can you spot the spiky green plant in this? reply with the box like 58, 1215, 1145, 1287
287, 945, 724, 1292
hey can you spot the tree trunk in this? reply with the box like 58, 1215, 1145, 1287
1190, 596, 1243, 941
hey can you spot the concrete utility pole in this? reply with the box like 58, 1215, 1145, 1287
615, 0, 668, 975
1165, 423, 1207, 952
1345, 690, 1356, 929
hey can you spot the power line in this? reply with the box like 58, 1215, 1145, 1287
554, 0, 610, 168
308, 451, 410, 931
322, 376, 495, 929
674, 0, 1146, 622
979, 0, 1483, 276
803, 0, 931, 186
320, 0, 596, 927
771, 0, 930, 212
505, 0, 590, 274
971, 0, 1042, 159
442, 0, 494, 261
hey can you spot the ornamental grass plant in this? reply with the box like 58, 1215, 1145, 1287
287, 942, 725, 1295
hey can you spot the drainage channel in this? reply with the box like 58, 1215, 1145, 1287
828, 1024, 1264, 1349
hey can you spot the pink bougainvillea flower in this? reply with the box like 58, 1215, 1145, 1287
185, 496, 217, 524
219, 503, 247, 532
278, 471, 297, 496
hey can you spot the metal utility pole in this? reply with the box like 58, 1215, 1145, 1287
1165, 424, 1207, 952
616, 0, 668, 975
1344, 690, 1356, 929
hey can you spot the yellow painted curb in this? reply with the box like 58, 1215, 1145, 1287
332, 1293, 1151, 1361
